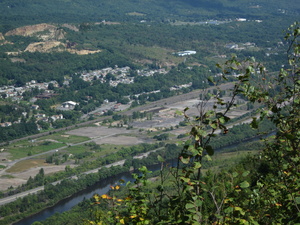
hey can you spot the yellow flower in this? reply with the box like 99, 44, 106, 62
101, 194, 108, 199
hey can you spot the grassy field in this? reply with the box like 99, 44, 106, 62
6, 159, 47, 173
65, 143, 121, 158
7, 141, 66, 160
1, 174, 15, 179
125, 45, 183, 65
37, 132, 90, 144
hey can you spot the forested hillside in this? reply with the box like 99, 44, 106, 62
0, 0, 299, 30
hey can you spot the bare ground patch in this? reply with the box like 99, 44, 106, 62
0, 164, 70, 191
0, 178, 27, 190
93, 135, 146, 145
66, 126, 133, 138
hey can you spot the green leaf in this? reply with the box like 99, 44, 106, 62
240, 181, 250, 188
175, 110, 183, 116
184, 107, 189, 112
157, 155, 165, 162
193, 161, 201, 169
185, 203, 195, 209
207, 76, 214, 84
234, 207, 245, 215
180, 177, 190, 183
224, 206, 234, 213
189, 147, 199, 157
242, 171, 250, 177
180, 156, 190, 164
232, 172, 238, 178
295, 197, 300, 204
195, 199, 203, 207
205, 145, 214, 156
203, 155, 212, 161
250, 117, 258, 129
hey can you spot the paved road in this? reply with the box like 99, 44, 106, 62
0, 145, 168, 206
0, 186, 45, 205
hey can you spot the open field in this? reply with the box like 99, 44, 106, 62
66, 126, 133, 138
37, 132, 90, 144
5, 141, 66, 160
0, 159, 71, 190
6, 159, 48, 173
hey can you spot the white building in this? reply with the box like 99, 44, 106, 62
177, 50, 197, 56
62, 101, 78, 108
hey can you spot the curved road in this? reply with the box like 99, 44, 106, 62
0, 147, 163, 206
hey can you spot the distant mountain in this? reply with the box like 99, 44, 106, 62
0, 0, 299, 31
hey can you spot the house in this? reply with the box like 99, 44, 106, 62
50, 114, 64, 121
236, 18, 247, 22
225, 44, 238, 49
31, 105, 40, 110
177, 50, 197, 56
62, 101, 78, 109
0, 122, 12, 127
35, 114, 46, 119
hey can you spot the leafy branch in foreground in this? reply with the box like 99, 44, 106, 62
85, 22, 300, 225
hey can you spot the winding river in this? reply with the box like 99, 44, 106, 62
13, 172, 135, 225
13, 131, 274, 225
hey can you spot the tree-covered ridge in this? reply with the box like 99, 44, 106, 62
0, 0, 299, 30
0, 16, 292, 141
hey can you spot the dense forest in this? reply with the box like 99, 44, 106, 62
0, 0, 299, 29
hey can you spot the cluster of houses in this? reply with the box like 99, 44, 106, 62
0, 110, 64, 129
0, 122, 13, 127
80, 66, 167, 86
225, 42, 256, 50
35, 113, 64, 122
170, 82, 193, 91
0, 80, 59, 102
137, 68, 167, 77
80, 66, 132, 83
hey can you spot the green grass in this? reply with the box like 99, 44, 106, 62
6, 159, 48, 173
7, 141, 66, 160
1, 174, 15, 179
0, 165, 6, 169
124, 45, 183, 64
65, 145, 90, 154
37, 132, 90, 144
64, 143, 122, 161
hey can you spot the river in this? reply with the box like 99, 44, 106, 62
13, 131, 274, 225
13, 172, 135, 225
13, 161, 174, 225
